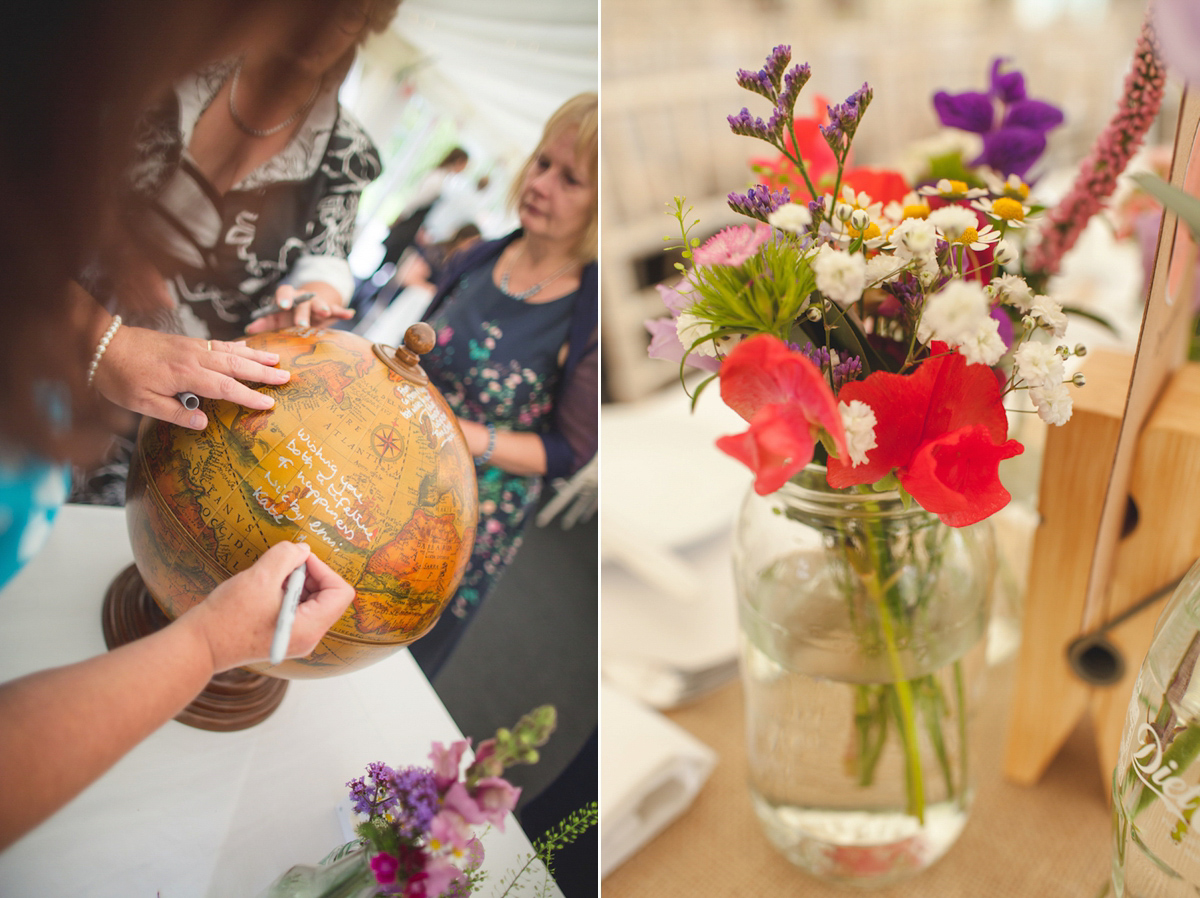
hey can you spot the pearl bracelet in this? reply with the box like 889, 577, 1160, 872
86, 315, 122, 388
476, 422, 497, 466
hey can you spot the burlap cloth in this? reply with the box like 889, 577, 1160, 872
602, 657, 1112, 896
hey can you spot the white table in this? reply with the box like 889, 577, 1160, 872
0, 505, 560, 898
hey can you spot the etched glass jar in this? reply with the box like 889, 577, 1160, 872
733, 465, 995, 886
1112, 559, 1200, 897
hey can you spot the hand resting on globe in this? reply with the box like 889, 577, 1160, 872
90, 312, 292, 430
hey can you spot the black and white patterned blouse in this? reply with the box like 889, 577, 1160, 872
123, 60, 382, 340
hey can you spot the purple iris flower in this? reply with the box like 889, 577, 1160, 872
932, 58, 1063, 179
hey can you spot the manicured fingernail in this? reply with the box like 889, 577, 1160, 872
264, 352, 280, 362
190, 413, 205, 428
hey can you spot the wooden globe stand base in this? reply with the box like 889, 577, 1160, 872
101, 564, 288, 732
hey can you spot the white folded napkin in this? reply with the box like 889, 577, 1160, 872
600, 685, 717, 877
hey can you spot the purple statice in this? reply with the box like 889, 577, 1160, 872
933, 58, 1063, 178
821, 83, 873, 157
830, 354, 863, 391
727, 107, 780, 141
733, 47, 811, 150
389, 767, 440, 841
735, 44, 792, 101
348, 762, 399, 818
776, 63, 811, 118
727, 184, 790, 223
795, 343, 862, 392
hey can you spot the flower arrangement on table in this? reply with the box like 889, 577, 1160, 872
640, 39, 1167, 859
260, 706, 595, 898
649, 44, 1087, 521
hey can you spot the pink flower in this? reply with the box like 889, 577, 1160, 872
645, 281, 721, 373
428, 740, 469, 792
371, 851, 401, 886
714, 335, 848, 494
692, 223, 772, 267
469, 777, 521, 829
404, 855, 463, 898
462, 837, 485, 873
430, 807, 474, 852
1026, 12, 1164, 280
441, 782, 488, 825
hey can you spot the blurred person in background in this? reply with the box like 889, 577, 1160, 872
111, 0, 403, 341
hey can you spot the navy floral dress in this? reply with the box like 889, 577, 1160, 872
410, 257, 576, 674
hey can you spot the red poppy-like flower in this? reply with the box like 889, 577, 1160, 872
826, 345, 1022, 526
715, 335, 848, 495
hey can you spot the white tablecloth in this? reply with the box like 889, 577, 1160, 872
0, 504, 560, 898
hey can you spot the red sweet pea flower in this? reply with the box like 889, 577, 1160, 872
826, 345, 1022, 526
715, 335, 847, 495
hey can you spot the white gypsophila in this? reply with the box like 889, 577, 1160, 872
813, 245, 866, 307
888, 217, 939, 260
865, 253, 902, 286
958, 317, 1007, 366
993, 238, 1018, 269
1029, 381, 1073, 425
989, 273, 1035, 313
838, 400, 877, 467
675, 310, 720, 357
1013, 340, 1064, 390
1030, 294, 1068, 337
917, 279, 990, 345
928, 204, 979, 240
915, 253, 942, 286
768, 202, 812, 234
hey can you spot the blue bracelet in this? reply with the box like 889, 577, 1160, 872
476, 422, 496, 466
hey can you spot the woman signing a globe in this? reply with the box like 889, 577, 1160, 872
0, 0, 358, 851
103, 0, 401, 342
409, 94, 599, 677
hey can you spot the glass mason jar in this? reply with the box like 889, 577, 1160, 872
733, 465, 995, 887
256, 843, 380, 898
1112, 559, 1200, 897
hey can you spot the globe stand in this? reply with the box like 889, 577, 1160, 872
101, 564, 288, 732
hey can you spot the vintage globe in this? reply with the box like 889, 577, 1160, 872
124, 324, 478, 679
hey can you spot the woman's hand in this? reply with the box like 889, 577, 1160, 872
244, 283, 354, 335
180, 541, 355, 672
93, 321, 291, 429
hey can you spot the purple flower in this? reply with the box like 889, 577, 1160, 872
933, 90, 993, 133
727, 107, 776, 141
389, 767, 440, 841
990, 57, 1026, 103
348, 762, 398, 817
933, 58, 1063, 178
1156, 0, 1200, 84
727, 184, 791, 223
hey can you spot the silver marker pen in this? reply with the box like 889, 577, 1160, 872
269, 562, 308, 665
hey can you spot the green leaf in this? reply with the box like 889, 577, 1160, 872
1131, 172, 1200, 243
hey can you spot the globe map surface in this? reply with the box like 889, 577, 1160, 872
125, 326, 478, 679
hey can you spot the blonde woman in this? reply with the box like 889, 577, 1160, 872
410, 93, 598, 677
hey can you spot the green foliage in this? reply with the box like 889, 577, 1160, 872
532, 802, 598, 878
489, 802, 598, 898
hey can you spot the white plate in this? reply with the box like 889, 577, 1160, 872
600, 385, 750, 549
